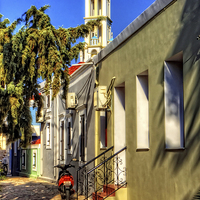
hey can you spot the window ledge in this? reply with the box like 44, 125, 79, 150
100, 147, 107, 150
165, 147, 185, 151
136, 148, 150, 152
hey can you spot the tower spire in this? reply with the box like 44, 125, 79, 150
80, 0, 112, 62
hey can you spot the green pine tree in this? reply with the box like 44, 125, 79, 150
0, 5, 103, 147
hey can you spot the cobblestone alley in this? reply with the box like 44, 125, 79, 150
0, 176, 61, 200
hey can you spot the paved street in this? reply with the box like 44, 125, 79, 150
0, 176, 61, 200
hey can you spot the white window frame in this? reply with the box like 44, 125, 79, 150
77, 105, 87, 162
46, 121, 52, 149
32, 150, 37, 171
22, 150, 26, 170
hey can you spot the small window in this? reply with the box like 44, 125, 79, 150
46, 123, 51, 148
99, 26, 102, 44
1, 81, 5, 88
80, 115, 85, 162
47, 95, 50, 108
164, 53, 184, 149
32, 150, 37, 171
91, 32, 95, 38
136, 71, 149, 149
90, 0, 95, 16
22, 150, 26, 169
107, 0, 110, 17
100, 111, 107, 148
107, 26, 111, 42
91, 49, 97, 57
67, 122, 71, 151
98, 0, 102, 15
60, 121, 64, 161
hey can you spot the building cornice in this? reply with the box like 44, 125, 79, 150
84, 16, 112, 23
86, 45, 103, 49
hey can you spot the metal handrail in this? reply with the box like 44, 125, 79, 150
77, 146, 114, 171
76, 146, 114, 198
86, 146, 127, 200
87, 146, 127, 174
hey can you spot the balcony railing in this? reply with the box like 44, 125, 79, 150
90, 36, 99, 46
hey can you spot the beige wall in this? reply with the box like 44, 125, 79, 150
96, 0, 200, 199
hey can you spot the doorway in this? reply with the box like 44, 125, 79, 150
114, 83, 126, 183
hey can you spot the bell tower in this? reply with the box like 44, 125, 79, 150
80, 0, 112, 62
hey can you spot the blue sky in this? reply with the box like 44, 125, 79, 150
0, 0, 155, 37
0, 0, 155, 63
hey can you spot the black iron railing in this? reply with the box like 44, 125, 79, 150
85, 147, 127, 200
77, 146, 114, 198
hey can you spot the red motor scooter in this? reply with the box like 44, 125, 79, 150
54, 160, 77, 200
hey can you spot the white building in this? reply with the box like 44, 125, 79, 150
80, 0, 112, 62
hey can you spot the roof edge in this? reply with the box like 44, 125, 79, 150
93, 0, 175, 65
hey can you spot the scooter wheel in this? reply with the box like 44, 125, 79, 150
65, 189, 70, 200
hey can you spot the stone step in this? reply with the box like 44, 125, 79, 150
103, 184, 119, 194
92, 184, 126, 200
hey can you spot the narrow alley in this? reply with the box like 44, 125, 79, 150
0, 177, 61, 200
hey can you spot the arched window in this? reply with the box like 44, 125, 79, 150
91, 49, 97, 57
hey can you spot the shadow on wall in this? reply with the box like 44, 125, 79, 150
151, 0, 200, 199
152, 0, 200, 200
69, 69, 95, 161
153, 0, 200, 170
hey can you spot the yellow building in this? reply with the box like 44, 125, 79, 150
0, 133, 6, 150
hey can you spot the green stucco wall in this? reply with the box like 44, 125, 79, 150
19, 147, 40, 178
96, 0, 200, 199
